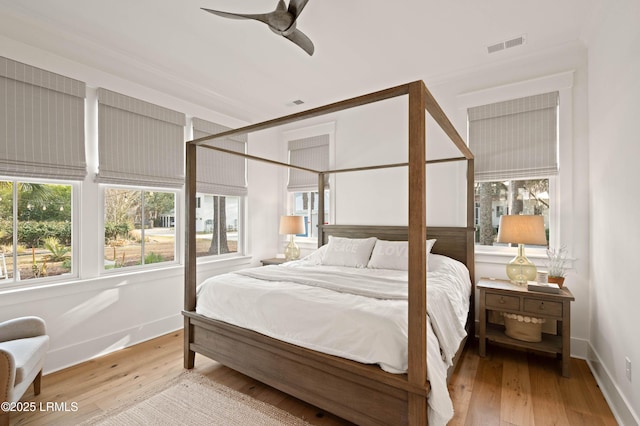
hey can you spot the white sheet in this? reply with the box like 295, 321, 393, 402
196, 253, 471, 426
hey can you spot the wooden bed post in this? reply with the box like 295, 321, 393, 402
317, 172, 325, 248
466, 158, 476, 337
407, 81, 428, 425
184, 142, 197, 369
466, 158, 475, 274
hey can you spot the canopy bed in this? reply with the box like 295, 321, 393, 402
183, 81, 475, 425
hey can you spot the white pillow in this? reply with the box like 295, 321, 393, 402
367, 239, 437, 271
427, 238, 437, 260
367, 240, 408, 270
321, 236, 377, 268
299, 245, 327, 264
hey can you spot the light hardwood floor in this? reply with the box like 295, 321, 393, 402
10, 331, 617, 425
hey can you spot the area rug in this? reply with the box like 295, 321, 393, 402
82, 372, 310, 425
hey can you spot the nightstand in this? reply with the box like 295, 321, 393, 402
260, 257, 288, 266
478, 278, 575, 377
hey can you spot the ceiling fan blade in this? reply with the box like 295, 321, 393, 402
275, 0, 287, 12
201, 8, 272, 25
288, 0, 310, 18
284, 28, 314, 55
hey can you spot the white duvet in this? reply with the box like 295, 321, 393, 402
196, 253, 471, 426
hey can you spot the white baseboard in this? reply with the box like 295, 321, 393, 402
587, 344, 640, 426
571, 336, 589, 359
44, 313, 183, 374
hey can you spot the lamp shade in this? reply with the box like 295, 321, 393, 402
497, 215, 547, 246
279, 215, 305, 235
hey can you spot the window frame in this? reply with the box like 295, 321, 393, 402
0, 175, 79, 287
100, 184, 180, 274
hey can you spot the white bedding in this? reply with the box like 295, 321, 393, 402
196, 253, 471, 426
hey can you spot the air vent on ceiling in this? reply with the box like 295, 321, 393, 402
487, 34, 526, 54
286, 99, 305, 107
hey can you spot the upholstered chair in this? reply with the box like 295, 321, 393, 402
0, 317, 50, 426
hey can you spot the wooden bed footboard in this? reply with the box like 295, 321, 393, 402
184, 311, 427, 426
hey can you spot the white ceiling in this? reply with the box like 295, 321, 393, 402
0, 0, 592, 123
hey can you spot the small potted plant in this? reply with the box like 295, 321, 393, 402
546, 246, 568, 287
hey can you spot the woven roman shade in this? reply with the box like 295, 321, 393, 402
468, 91, 559, 181
0, 56, 87, 180
192, 118, 247, 196
95, 88, 186, 188
287, 135, 329, 191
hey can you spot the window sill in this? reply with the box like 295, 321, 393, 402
475, 247, 574, 270
196, 254, 252, 268
0, 264, 185, 304
0, 255, 253, 302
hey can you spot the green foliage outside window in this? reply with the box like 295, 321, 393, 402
0, 180, 73, 281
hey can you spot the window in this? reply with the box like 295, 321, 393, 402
0, 58, 85, 285
103, 187, 176, 270
468, 91, 559, 249
286, 133, 331, 239
194, 194, 241, 257
192, 118, 247, 259
0, 179, 74, 282
96, 90, 185, 271
475, 179, 551, 246
290, 190, 329, 239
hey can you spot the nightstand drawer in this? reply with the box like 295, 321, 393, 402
523, 298, 563, 317
485, 293, 520, 310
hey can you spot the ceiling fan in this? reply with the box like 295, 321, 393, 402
202, 0, 315, 56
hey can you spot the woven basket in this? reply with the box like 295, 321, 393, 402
501, 312, 546, 342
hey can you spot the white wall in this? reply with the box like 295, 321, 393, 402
327, 94, 467, 227
333, 96, 409, 225
586, 0, 640, 423
0, 36, 280, 373
247, 127, 282, 261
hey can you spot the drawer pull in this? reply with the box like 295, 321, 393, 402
539, 302, 545, 310
499, 297, 506, 304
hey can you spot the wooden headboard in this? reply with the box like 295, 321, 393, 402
320, 224, 474, 279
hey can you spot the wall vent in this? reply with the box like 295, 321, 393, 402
487, 34, 526, 54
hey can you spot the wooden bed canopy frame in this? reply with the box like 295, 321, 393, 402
183, 80, 475, 425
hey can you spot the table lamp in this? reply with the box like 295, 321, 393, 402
497, 215, 547, 285
279, 215, 305, 261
